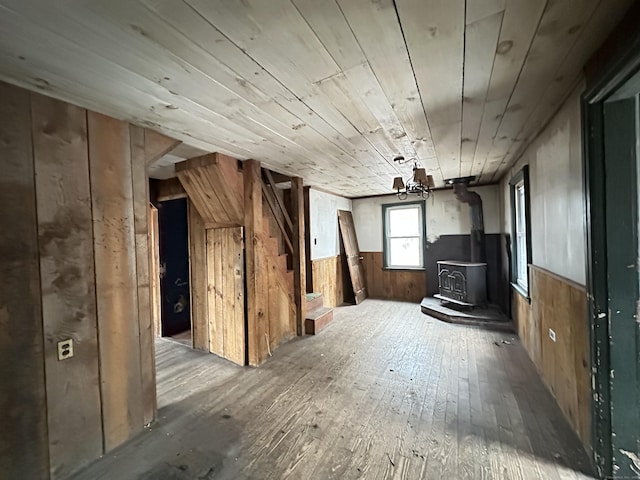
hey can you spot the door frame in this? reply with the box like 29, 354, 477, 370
583, 26, 640, 478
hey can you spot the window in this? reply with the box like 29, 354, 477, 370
382, 201, 425, 269
510, 166, 531, 295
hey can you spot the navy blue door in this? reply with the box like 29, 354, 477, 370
158, 198, 191, 336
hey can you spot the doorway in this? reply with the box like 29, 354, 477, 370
584, 61, 640, 477
157, 197, 191, 345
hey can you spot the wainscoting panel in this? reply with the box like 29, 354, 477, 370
513, 265, 591, 451
311, 255, 346, 307
361, 252, 426, 303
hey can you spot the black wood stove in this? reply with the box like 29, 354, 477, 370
435, 260, 487, 307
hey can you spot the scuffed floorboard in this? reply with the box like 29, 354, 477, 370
71, 300, 595, 480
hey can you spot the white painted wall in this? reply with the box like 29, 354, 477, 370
351, 185, 501, 252
308, 188, 352, 260
501, 81, 586, 285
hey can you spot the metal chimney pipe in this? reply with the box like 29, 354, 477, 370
453, 183, 486, 263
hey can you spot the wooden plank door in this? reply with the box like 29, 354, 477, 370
338, 210, 367, 304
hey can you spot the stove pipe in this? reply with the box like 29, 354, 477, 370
453, 183, 486, 263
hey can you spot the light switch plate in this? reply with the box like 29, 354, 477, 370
548, 328, 556, 342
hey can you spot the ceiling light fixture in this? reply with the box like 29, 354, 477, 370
391, 156, 435, 200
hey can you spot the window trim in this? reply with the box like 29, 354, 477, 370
509, 166, 532, 299
382, 200, 426, 270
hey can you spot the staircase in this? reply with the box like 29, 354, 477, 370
305, 292, 334, 335
261, 206, 294, 292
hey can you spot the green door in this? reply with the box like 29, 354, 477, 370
586, 78, 640, 478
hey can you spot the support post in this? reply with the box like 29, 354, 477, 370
291, 176, 306, 336
243, 159, 268, 365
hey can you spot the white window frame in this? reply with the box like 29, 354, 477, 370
382, 201, 425, 269
514, 180, 528, 290
510, 166, 531, 297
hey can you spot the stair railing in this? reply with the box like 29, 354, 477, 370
261, 169, 294, 256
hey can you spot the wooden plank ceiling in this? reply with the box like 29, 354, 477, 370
0, 0, 632, 197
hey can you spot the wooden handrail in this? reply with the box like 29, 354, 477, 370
264, 169, 294, 232
261, 178, 294, 255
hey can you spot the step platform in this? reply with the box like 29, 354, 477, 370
305, 292, 324, 312
305, 307, 334, 335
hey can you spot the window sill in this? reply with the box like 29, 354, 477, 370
511, 282, 530, 303
383, 267, 425, 272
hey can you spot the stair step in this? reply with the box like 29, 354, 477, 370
305, 307, 334, 335
274, 254, 288, 273
262, 234, 278, 252
305, 293, 324, 313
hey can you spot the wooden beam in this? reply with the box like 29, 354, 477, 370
291, 176, 306, 336
244, 159, 268, 366
144, 128, 181, 166
155, 177, 187, 201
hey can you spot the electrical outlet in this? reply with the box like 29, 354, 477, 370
548, 328, 556, 342
57, 339, 74, 360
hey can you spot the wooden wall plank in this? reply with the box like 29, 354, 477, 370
131, 125, 156, 426
88, 111, 144, 452
207, 228, 223, 357
0, 82, 49, 480
31, 92, 103, 479
222, 229, 234, 360
189, 200, 208, 351
571, 286, 591, 448
231, 227, 246, 365
149, 205, 161, 340
360, 252, 426, 303
223, 228, 243, 365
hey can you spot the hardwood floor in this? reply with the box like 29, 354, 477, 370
71, 300, 595, 480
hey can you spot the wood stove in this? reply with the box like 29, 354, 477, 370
435, 260, 487, 307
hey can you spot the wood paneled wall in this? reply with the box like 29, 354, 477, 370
0, 81, 164, 479
311, 255, 346, 307
513, 265, 591, 450
361, 252, 426, 303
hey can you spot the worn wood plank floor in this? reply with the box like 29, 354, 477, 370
71, 300, 595, 480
